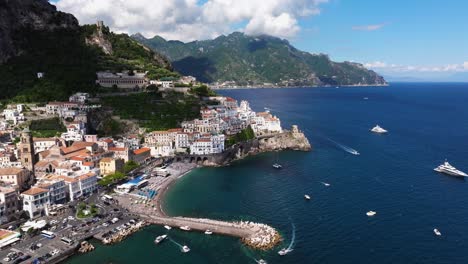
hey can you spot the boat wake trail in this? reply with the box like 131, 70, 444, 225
168, 237, 183, 249
326, 137, 360, 155
287, 222, 296, 252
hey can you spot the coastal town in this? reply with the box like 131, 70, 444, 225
0, 68, 310, 262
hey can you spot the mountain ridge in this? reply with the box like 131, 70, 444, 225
133, 32, 386, 87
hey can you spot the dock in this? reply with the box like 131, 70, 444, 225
142, 215, 281, 250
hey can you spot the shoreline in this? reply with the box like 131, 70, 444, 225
211, 83, 389, 90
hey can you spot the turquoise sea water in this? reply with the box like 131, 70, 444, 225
66, 83, 468, 264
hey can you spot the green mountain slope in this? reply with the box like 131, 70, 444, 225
133, 32, 386, 86
0, 0, 174, 102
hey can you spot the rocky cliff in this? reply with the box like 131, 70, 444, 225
0, 0, 78, 63
201, 125, 311, 166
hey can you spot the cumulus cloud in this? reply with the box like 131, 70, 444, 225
352, 23, 386, 31
365, 61, 468, 73
54, 0, 328, 41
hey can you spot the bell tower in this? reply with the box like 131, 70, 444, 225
19, 127, 35, 171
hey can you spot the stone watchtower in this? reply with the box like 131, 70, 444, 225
19, 127, 35, 171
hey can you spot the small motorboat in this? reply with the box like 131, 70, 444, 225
366, 211, 377, 217
321, 182, 331, 187
272, 163, 282, 169
154, 234, 167, 244
205, 230, 213, 235
181, 245, 190, 253
179, 226, 191, 231
278, 248, 291, 256
164, 225, 172, 230
304, 195, 311, 200
257, 259, 268, 264
433, 228, 442, 236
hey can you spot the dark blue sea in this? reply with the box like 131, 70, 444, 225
67, 83, 468, 264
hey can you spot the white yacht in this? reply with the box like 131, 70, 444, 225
433, 228, 442, 236
179, 226, 191, 231
273, 163, 282, 169
321, 182, 331, 187
366, 211, 377, 217
181, 245, 190, 253
304, 195, 311, 200
205, 230, 213, 235
434, 160, 468, 177
370, 125, 388, 134
154, 234, 167, 244
164, 225, 172, 230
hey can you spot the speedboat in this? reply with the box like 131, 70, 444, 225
205, 230, 213, 235
321, 182, 331, 187
304, 195, 311, 200
433, 228, 442, 236
179, 226, 191, 231
257, 259, 268, 264
434, 160, 468, 177
273, 163, 282, 169
350, 150, 360, 155
366, 211, 377, 217
371, 125, 388, 134
154, 234, 167, 244
278, 248, 291, 256
181, 245, 190, 253
164, 225, 172, 230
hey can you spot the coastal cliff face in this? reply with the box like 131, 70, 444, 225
202, 125, 311, 166
258, 125, 311, 152
0, 0, 78, 63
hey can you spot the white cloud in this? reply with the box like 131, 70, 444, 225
352, 23, 386, 31
54, 0, 328, 42
365, 61, 468, 73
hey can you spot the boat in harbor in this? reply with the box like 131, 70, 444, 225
304, 195, 311, 200
204, 230, 213, 235
272, 163, 282, 169
366, 211, 377, 217
154, 234, 167, 244
179, 226, 191, 231
257, 259, 268, 264
371, 125, 388, 134
164, 225, 172, 230
181, 245, 190, 253
433, 228, 442, 236
434, 160, 468, 177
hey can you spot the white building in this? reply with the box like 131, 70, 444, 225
0, 187, 19, 224
61, 122, 86, 142
21, 187, 50, 219
69, 93, 90, 103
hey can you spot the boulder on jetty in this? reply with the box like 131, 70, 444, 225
78, 241, 95, 253
238, 221, 281, 250
102, 221, 147, 245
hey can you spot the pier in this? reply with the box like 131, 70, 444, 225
141, 215, 281, 250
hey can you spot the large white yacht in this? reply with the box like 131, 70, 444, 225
434, 160, 468, 177
154, 234, 167, 244
370, 125, 388, 134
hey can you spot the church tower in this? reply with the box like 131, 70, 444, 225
19, 127, 35, 171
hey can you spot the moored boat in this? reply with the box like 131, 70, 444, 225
273, 163, 282, 169
371, 125, 388, 134
304, 195, 311, 200
433, 228, 442, 236
164, 225, 172, 230
204, 230, 213, 235
179, 226, 191, 231
366, 211, 377, 217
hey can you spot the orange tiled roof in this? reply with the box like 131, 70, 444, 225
22, 187, 48, 196
133, 148, 150, 155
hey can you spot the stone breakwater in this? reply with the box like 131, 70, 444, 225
238, 221, 282, 250
100, 221, 147, 245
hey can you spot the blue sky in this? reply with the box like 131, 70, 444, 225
52, 0, 468, 79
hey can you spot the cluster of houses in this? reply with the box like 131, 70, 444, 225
144, 96, 282, 156
0, 90, 282, 224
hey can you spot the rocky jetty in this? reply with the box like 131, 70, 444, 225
78, 241, 95, 253
238, 221, 281, 250
102, 221, 147, 245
